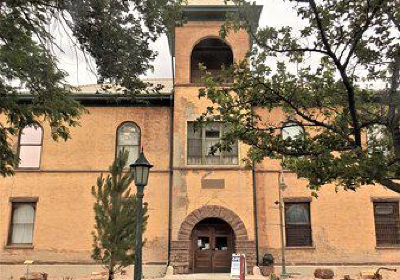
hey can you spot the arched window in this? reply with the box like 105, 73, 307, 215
10, 203, 36, 244
191, 38, 233, 83
18, 124, 43, 169
282, 122, 304, 140
367, 125, 388, 155
116, 122, 140, 166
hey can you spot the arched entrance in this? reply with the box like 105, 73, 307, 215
191, 218, 234, 273
170, 205, 256, 274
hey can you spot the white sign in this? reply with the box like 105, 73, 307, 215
230, 254, 241, 278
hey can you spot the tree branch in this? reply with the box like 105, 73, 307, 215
378, 179, 400, 193
309, 0, 362, 148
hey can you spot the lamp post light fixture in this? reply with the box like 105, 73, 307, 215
278, 170, 289, 279
130, 148, 153, 280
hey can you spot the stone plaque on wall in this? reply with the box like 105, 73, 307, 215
201, 178, 225, 189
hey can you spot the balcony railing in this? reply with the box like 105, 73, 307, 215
191, 69, 233, 84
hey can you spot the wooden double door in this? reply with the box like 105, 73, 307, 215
191, 219, 234, 273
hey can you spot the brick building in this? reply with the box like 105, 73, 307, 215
1, 1, 400, 279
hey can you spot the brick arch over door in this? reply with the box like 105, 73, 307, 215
177, 205, 249, 241
170, 205, 256, 274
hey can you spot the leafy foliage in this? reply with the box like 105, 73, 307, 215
92, 149, 148, 279
199, 0, 400, 194
0, 0, 182, 176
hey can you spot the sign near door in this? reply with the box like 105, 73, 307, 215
230, 254, 246, 279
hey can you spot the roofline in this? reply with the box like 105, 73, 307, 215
15, 93, 174, 107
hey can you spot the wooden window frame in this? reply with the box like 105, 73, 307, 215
16, 124, 43, 170
367, 125, 389, 156
281, 121, 305, 140
7, 197, 38, 248
284, 201, 313, 247
373, 201, 400, 247
187, 122, 238, 166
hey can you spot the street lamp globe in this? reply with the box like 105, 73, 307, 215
130, 149, 153, 187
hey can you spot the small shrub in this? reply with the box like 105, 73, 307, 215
314, 268, 335, 279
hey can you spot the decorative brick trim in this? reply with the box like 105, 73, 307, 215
371, 197, 400, 202
9, 197, 39, 203
177, 205, 249, 241
283, 197, 312, 203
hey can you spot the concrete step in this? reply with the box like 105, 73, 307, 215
158, 273, 268, 280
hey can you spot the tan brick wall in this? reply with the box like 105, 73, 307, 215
253, 106, 400, 265
0, 106, 171, 265
256, 171, 400, 265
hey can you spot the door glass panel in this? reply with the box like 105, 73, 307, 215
197, 236, 210, 250
215, 236, 228, 251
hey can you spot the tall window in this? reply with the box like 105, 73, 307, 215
368, 125, 389, 156
285, 202, 312, 247
282, 122, 304, 140
116, 122, 140, 166
9, 203, 36, 245
18, 125, 43, 169
187, 122, 238, 165
191, 38, 233, 83
374, 202, 400, 246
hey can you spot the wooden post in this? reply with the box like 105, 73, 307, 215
239, 254, 245, 280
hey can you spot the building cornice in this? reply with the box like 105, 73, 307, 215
168, 4, 263, 56
15, 93, 174, 107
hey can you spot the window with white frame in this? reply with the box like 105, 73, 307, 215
18, 125, 43, 169
9, 202, 36, 245
116, 122, 140, 166
187, 122, 238, 165
368, 125, 389, 156
282, 122, 304, 140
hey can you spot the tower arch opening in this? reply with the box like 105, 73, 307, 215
190, 38, 233, 83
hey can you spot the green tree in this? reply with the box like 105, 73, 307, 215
91, 150, 148, 280
199, 0, 400, 194
0, 0, 182, 176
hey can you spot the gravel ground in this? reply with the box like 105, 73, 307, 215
22, 269, 400, 280
43, 273, 400, 280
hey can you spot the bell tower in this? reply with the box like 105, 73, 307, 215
168, 0, 263, 274
172, 1, 261, 85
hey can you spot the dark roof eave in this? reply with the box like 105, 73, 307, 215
15, 93, 174, 107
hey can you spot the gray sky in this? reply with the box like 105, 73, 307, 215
58, 0, 301, 85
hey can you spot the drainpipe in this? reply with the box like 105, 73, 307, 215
250, 102, 260, 266
252, 161, 260, 266
167, 31, 175, 266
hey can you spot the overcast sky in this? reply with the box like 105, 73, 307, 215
57, 0, 301, 85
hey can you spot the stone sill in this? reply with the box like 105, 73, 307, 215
285, 246, 316, 250
179, 165, 243, 171
376, 245, 400, 249
4, 244, 34, 249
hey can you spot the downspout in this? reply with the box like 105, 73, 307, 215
167, 32, 175, 266
250, 30, 260, 266
252, 160, 260, 266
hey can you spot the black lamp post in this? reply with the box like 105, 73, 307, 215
130, 148, 153, 280
278, 170, 289, 279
